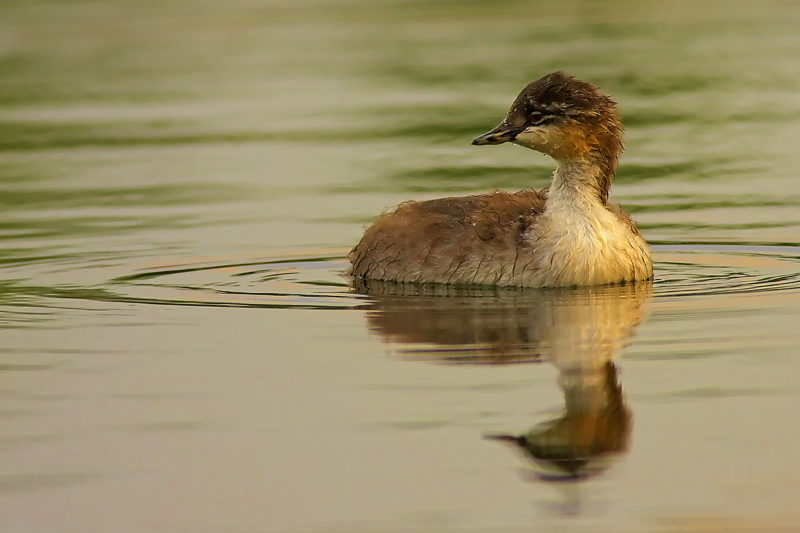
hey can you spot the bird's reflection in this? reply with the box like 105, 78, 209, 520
353, 279, 651, 494
486, 360, 630, 482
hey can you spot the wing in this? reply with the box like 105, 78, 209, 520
348, 189, 546, 284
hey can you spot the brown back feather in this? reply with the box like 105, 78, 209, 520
349, 189, 546, 281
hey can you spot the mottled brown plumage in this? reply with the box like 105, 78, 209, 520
349, 72, 653, 287
350, 189, 546, 284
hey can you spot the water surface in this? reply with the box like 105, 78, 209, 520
2, 1, 800, 532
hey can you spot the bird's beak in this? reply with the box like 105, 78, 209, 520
483, 433, 525, 445
471, 123, 522, 145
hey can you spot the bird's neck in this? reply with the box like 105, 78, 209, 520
546, 155, 614, 215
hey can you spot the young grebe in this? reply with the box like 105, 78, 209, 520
349, 71, 652, 287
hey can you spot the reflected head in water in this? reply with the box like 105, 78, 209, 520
349, 71, 652, 288
486, 361, 631, 482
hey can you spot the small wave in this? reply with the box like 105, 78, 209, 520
651, 243, 800, 298
77, 243, 799, 310
108, 251, 359, 310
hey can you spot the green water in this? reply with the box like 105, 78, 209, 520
2, 1, 800, 531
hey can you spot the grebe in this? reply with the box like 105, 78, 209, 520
348, 72, 652, 287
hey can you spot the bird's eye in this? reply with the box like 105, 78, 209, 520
529, 112, 553, 125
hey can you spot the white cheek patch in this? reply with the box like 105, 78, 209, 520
513, 127, 549, 150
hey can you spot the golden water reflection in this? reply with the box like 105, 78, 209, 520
355, 281, 650, 484
487, 361, 631, 482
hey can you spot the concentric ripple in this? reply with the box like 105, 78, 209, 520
100, 244, 800, 310
108, 251, 359, 309
652, 244, 800, 298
